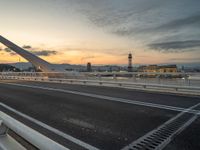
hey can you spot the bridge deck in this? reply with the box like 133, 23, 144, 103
0, 80, 200, 150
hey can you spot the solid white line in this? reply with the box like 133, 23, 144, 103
1, 82, 199, 114
0, 102, 99, 150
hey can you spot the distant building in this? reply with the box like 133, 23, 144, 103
128, 53, 133, 72
137, 65, 146, 72
143, 65, 158, 73
138, 65, 177, 73
94, 65, 121, 72
158, 65, 177, 73
87, 62, 92, 72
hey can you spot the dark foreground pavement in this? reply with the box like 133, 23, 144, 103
0, 80, 200, 150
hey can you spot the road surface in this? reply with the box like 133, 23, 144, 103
0, 80, 200, 150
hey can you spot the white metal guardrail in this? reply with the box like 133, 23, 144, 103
0, 71, 199, 79
1, 75, 200, 96
0, 111, 69, 150
1, 71, 200, 77
1, 71, 200, 76
1, 72, 200, 86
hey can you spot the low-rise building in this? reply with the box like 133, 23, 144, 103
138, 64, 177, 73
158, 65, 177, 73
143, 65, 158, 73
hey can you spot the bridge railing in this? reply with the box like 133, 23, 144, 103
0, 71, 200, 86
0, 72, 200, 95
0, 111, 69, 150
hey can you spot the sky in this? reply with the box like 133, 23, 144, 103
0, 0, 200, 65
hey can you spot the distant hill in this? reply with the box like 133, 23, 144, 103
9, 62, 86, 71
9, 62, 33, 70
0, 64, 20, 72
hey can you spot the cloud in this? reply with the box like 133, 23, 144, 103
169, 58, 200, 61
4, 47, 12, 52
73, 0, 200, 51
0, 47, 17, 55
31, 50, 58, 56
148, 40, 200, 52
1, 45, 58, 56
79, 0, 165, 39
10, 52, 17, 56
65, 47, 128, 56
112, 13, 200, 38
155, 14, 200, 31
81, 55, 96, 61
79, 0, 165, 26
22, 45, 58, 56
22, 45, 32, 49
22, 45, 59, 56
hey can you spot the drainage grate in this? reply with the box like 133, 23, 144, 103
122, 103, 200, 150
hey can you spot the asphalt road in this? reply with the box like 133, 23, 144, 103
164, 117, 200, 150
0, 80, 200, 150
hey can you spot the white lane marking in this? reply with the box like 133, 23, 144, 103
0, 102, 99, 150
1, 82, 199, 114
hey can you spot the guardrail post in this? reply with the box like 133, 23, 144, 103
113, 74, 117, 80
118, 83, 122, 86
188, 79, 191, 86
157, 76, 161, 84
0, 121, 9, 136
98, 74, 101, 81
132, 75, 136, 82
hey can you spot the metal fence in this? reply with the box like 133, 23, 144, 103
0, 72, 200, 95
0, 71, 200, 86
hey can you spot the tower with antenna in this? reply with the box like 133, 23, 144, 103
128, 53, 133, 72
